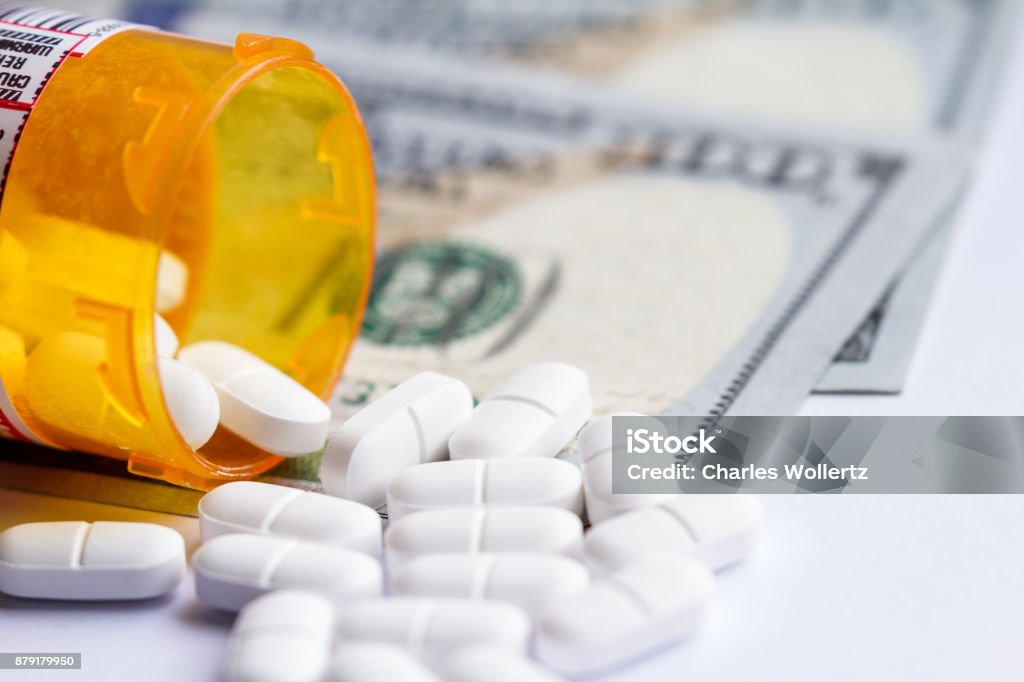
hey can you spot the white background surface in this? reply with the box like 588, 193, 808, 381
2, 5, 1024, 682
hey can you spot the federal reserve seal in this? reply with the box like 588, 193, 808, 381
360, 242, 522, 346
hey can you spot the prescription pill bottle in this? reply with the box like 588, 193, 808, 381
0, 7, 375, 489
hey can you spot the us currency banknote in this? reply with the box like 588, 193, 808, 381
0, 35, 967, 512
131, 0, 723, 58
149, 0, 1018, 392
310, 45, 967, 417
24, 5, 978, 413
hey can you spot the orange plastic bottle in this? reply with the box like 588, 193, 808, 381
0, 8, 375, 489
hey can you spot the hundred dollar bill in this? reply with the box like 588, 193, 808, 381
153, 0, 1018, 392
582, 1, 1016, 393
170, 0, 1014, 130
0, 78, 965, 514
152, 0, 1015, 139
296, 43, 966, 418
92, 2, 970, 411
132, 0, 724, 59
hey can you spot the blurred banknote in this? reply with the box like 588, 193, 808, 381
160, 0, 1014, 141
289, 44, 967, 418
131, 0, 724, 58
0, 40, 967, 512
150, 0, 1018, 391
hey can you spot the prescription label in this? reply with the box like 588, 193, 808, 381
0, 377, 48, 445
0, 22, 83, 107
0, 7, 146, 198
0, 7, 141, 57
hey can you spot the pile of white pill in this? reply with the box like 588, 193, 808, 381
0, 361, 764, 681
155, 312, 332, 455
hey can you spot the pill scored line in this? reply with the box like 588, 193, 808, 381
406, 406, 427, 463
655, 504, 700, 544
472, 460, 487, 506
472, 554, 497, 600
259, 488, 305, 534
468, 509, 487, 554
602, 574, 657, 618
69, 522, 91, 569
257, 539, 298, 588
489, 394, 558, 418
408, 601, 437, 656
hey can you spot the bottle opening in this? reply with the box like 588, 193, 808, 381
154, 62, 374, 482
0, 27, 374, 490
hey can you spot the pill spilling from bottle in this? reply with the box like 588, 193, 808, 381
0, 6, 376, 491
0, 362, 765, 681
6, 299, 333, 458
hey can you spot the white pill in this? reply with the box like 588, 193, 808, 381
385, 507, 583, 567
0, 521, 185, 600
226, 590, 334, 682
535, 555, 714, 676
583, 495, 764, 573
178, 341, 331, 456
329, 642, 442, 682
444, 646, 566, 682
579, 413, 675, 524
193, 533, 381, 612
386, 458, 584, 521
156, 251, 189, 313
320, 372, 474, 508
159, 357, 219, 450
337, 597, 531, 659
391, 553, 589, 619
199, 481, 381, 555
449, 362, 591, 460
153, 313, 179, 357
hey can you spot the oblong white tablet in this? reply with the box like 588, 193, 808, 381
535, 556, 714, 676
329, 642, 442, 682
578, 413, 674, 524
226, 590, 334, 682
583, 495, 764, 573
320, 372, 474, 508
198, 481, 381, 555
337, 597, 531, 660
449, 362, 591, 460
386, 458, 584, 521
0, 521, 185, 600
391, 553, 589, 619
193, 533, 381, 612
153, 313, 179, 358
177, 341, 330, 456
444, 646, 566, 682
385, 507, 583, 566
156, 251, 189, 314
159, 357, 220, 450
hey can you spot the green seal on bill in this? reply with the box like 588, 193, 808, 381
360, 242, 522, 346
